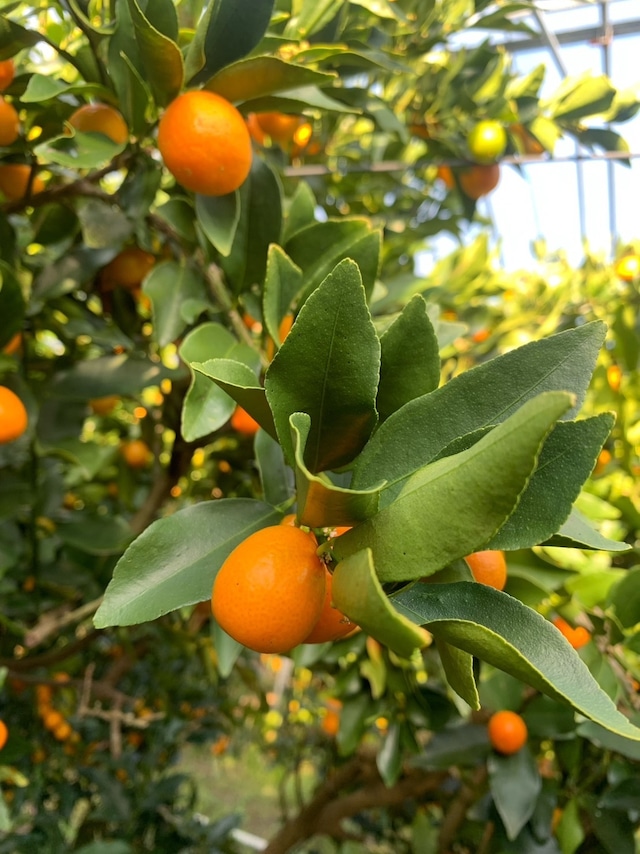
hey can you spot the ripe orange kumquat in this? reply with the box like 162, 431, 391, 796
212, 525, 326, 653
279, 514, 298, 526
89, 395, 119, 416
120, 439, 151, 469
0, 96, 19, 146
101, 246, 155, 290
230, 405, 260, 436
552, 616, 591, 650
158, 90, 252, 196
606, 364, 623, 392
2, 332, 21, 355
464, 549, 507, 591
459, 163, 500, 199
68, 102, 129, 145
0, 58, 15, 92
614, 253, 640, 282
303, 567, 355, 644
0, 386, 28, 443
487, 710, 528, 755
0, 719, 8, 750
0, 163, 46, 201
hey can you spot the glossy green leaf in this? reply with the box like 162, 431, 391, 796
377, 295, 440, 422
352, 321, 605, 498
185, 0, 275, 86
195, 192, 240, 257
290, 413, 381, 528
606, 567, 640, 628
331, 549, 431, 659
193, 358, 277, 439
285, 218, 381, 304
0, 14, 42, 54
49, 354, 179, 400
126, 0, 183, 106
34, 132, 125, 169
394, 582, 640, 740
21, 74, 109, 103
545, 507, 631, 552
108, 3, 153, 136
240, 85, 356, 116
412, 723, 490, 769
489, 750, 541, 841
265, 259, 380, 472
143, 261, 207, 347
262, 246, 303, 349
377, 723, 402, 786
178, 323, 258, 442
206, 56, 335, 103
549, 74, 616, 122
212, 621, 243, 679
282, 182, 317, 243
487, 414, 614, 550
334, 393, 571, 581
255, 429, 295, 508
0, 265, 25, 349
95, 499, 281, 627
58, 515, 132, 557
435, 638, 479, 709
220, 158, 282, 295
76, 200, 132, 250
285, 0, 343, 37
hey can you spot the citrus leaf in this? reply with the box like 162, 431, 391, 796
94, 499, 281, 627
285, 0, 343, 37
57, 514, 132, 557
545, 507, 631, 552
179, 323, 259, 442
34, 132, 125, 169
0, 265, 25, 348
290, 412, 381, 528
331, 549, 431, 659
195, 192, 241, 257
282, 182, 316, 243
185, 0, 275, 86
192, 358, 277, 439
206, 56, 335, 103
333, 392, 572, 581
108, 2, 153, 136
488, 750, 541, 841
21, 74, 110, 103
265, 259, 380, 472
49, 354, 180, 400
377, 294, 440, 422
352, 321, 605, 498
486, 414, 615, 550
126, 0, 183, 106
255, 430, 295, 508
262, 246, 303, 348
143, 261, 207, 347
548, 74, 616, 122
285, 218, 381, 304
435, 637, 479, 710
394, 582, 640, 741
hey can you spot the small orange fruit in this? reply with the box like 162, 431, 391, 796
253, 112, 307, 150
0, 59, 15, 92
459, 163, 500, 199
472, 328, 491, 344
467, 120, 507, 163
0, 163, 45, 201
52, 721, 73, 742
42, 709, 65, 731
606, 364, 623, 392
552, 616, 591, 650
2, 332, 21, 355
0, 97, 19, 145
230, 405, 260, 436
120, 439, 151, 469
158, 90, 252, 196
303, 567, 355, 644
68, 102, 129, 145
212, 525, 326, 653
436, 165, 455, 189
266, 314, 295, 360
89, 395, 119, 416
593, 448, 611, 476
487, 710, 528, 755
614, 254, 640, 282
100, 246, 155, 290
465, 550, 507, 591
279, 514, 298, 526
511, 123, 544, 156
0, 386, 28, 443
321, 699, 342, 737
0, 719, 8, 750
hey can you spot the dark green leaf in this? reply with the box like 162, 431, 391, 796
262, 246, 302, 348
206, 56, 335, 103
412, 723, 490, 769
592, 806, 636, 854
394, 583, 640, 740
143, 261, 207, 346
489, 749, 541, 840
435, 638, 479, 709
212, 621, 243, 679
195, 192, 240, 257
34, 132, 125, 169
0, 264, 25, 349
58, 515, 132, 556
265, 259, 380, 472
607, 567, 640, 628
109, 2, 153, 136
126, 0, 183, 106
282, 181, 317, 243
545, 507, 630, 552
94, 499, 281, 627
255, 429, 294, 508
50, 354, 179, 400
377, 723, 402, 786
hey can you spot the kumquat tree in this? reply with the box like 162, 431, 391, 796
1, 0, 640, 852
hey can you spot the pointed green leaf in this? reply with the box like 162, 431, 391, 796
377, 723, 403, 786
290, 413, 381, 528
143, 261, 207, 346
193, 358, 277, 439
50, 354, 179, 400
195, 192, 241, 257
179, 323, 259, 442
545, 507, 631, 552
435, 637, 480, 710
285, 218, 381, 304
185, 0, 275, 86
331, 550, 430, 659
606, 567, 640, 629
255, 430, 295, 508
334, 393, 572, 581
58, 515, 132, 557
220, 158, 282, 295
486, 414, 615, 550
549, 74, 616, 122
94, 499, 281, 627
488, 751, 541, 841
377, 295, 440, 422
262, 246, 303, 347
212, 621, 243, 678
206, 56, 335, 103
109, 2, 153, 136
21, 75, 110, 103
282, 182, 317, 243
126, 0, 183, 106
265, 259, 380, 472
394, 582, 640, 740
34, 132, 125, 169
285, 0, 343, 37
352, 321, 606, 498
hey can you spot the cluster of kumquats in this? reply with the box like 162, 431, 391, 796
35, 675, 79, 748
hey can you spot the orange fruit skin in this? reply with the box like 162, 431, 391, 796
101, 247, 155, 290
120, 439, 151, 469
158, 90, 252, 196
279, 513, 298, 526
552, 616, 591, 650
0, 97, 20, 145
2, 332, 21, 355
488, 710, 528, 755
459, 163, 500, 199
0, 386, 28, 443
464, 550, 507, 591
254, 112, 305, 148
68, 102, 129, 145
89, 395, 119, 415
42, 709, 65, 732
0, 59, 15, 92
614, 254, 640, 282
436, 165, 455, 189
0, 719, 8, 750
212, 525, 326, 653
0, 164, 45, 201
231, 405, 260, 435
606, 364, 622, 392
303, 567, 355, 644
467, 120, 507, 163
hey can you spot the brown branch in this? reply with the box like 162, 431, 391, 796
437, 764, 488, 854
0, 631, 99, 671
24, 597, 104, 649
